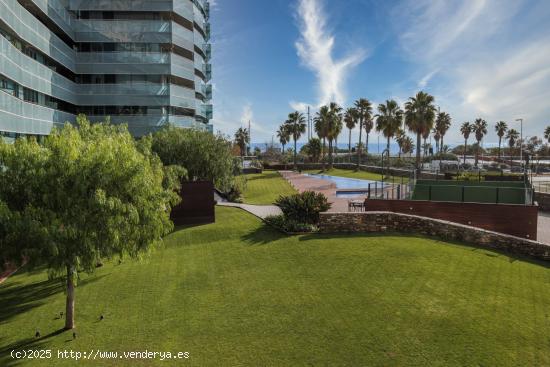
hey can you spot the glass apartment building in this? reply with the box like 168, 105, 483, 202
0, 0, 213, 139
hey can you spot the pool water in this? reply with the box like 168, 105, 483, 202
303, 173, 387, 198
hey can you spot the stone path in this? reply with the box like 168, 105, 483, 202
217, 202, 281, 219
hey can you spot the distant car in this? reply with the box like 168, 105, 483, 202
510, 166, 523, 173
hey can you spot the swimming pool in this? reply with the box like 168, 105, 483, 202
303, 173, 387, 198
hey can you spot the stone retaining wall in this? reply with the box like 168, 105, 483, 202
319, 212, 550, 261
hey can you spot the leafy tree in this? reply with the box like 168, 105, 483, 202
506, 128, 520, 166
354, 98, 373, 169
376, 99, 403, 161
472, 118, 488, 166
234, 127, 250, 156
460, 122, 472, 164
0, 117, 181, 329
344, 107, 358, 160
544, 126, 550, 144
494, 121, 508, 159
152, 125, 237, 193
301, 137, 322, 163
285, 111, 306, 170
277, 124, 290, 154
395, 128, 406, 158
401, 135, 415, 157
432, 127, 441, 154
404, 91, 437, 173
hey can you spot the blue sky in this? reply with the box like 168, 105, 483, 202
210, 0, 550, 146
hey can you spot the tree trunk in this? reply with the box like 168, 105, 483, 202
498, 137, 501, 160
440, 136, 444, 155
365, 131, 369, 156
357, 120, 363, 169
293, 138, 297, 170
463, 139, 467, 164
65, 265, 75, 330
416, 133, 422, 174
328, 139, 333, 169
348, 129, 352, 163
322, 138, 326, 171
475, 141, 479, 167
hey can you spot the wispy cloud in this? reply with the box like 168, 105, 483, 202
392, 0, 550, 143
289, 100, 312, 113
294, 0, 367, 106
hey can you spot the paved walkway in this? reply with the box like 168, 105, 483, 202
217, 202, 281, 219
537, 212, 550, 244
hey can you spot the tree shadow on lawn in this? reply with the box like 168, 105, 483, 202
0, 274, 108, 325
298, 232, 550, 269
241, 223, 287, 245
0, 328, 68, 367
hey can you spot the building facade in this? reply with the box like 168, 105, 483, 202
0, 0, 212, 139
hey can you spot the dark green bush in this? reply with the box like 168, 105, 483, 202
264, 215, 317, 233
274, 191, 331, 224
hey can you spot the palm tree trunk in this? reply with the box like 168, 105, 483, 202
365, 131, 369, 156
440, 136, 444, 155
386, 136, 391, 171
328, 139, 333, 169
463, 138, 467, 164
475, 140, 480, 167
498, 137, 502, 160
357, 120, 363, 169
293, 137, 297, 170
322, 138, 326, 171
65, 265, 75, 330
348, 129, 352, 163
416, 133, 422, 174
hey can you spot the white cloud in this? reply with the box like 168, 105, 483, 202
289, 101, 312, 113
392, 0, 550, 144
240, 103, 253, 126
294, 0, 367, 106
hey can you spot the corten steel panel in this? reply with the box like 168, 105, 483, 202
170, 181, 215, 225
363, 199, 538, 240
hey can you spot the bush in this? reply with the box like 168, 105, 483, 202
275, 191, 331, 224
264, 215, 317, 233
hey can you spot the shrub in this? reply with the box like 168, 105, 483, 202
275, 191, 331, 224
264, 215, 317, 233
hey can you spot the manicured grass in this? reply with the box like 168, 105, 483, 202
305, 168, 409, 183
240, 170, 296, 204
1, 207, 550, 366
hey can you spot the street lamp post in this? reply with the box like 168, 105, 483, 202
516, 118, 523, 171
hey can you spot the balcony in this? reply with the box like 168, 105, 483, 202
203, 63, 212, 82
201, 84, 212, 100
204, 43, 211, 61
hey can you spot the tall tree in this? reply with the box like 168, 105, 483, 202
494, 121, 508, 160
277, 124, 290, 154
0, 118, 181, 329
375, 99, 403, 165
395, 128, 406, 158
460, 122, 472, 164
234, 127, 250, 156
285, 111, 306, 170
344, 107, 358, 162
472, 118, 488, 167
435, 112, 451, 154
404, 91, 437, 173
506, 128, 520, 167
354, 98, 373, 169
314, 106, 330, 169
401, 135, 415, 157
326, 102, 343, 169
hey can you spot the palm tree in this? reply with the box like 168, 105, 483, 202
460, 122, 471, 164
506, 129, 520, 167
404, 91, 437, 173
314, 106, 330, 169
472, 118, 488, 167
432, 128, 441, 155
344, 107, 358, 162
364, 117, 374, 156
285, 111, 306, 170
326, 102, 343, 169
234, 127, 249, 156
435, 112, 451, 155
401, 136, 414, 157
494, 121, 508, 160
375, 99, 403, 167
276, 124, 290, 154
395, 128, 406, 158
354, 98, 373, 168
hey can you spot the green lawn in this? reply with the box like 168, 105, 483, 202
304, 168, 409, 183
1, 207, 550, 366
240, 170, 296, 204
